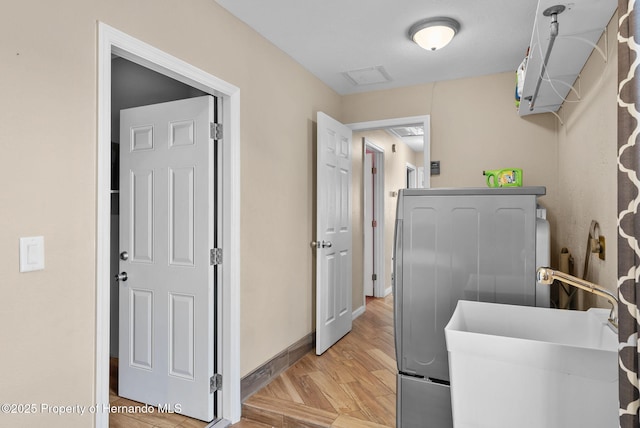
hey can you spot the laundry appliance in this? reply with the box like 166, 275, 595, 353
393, 187, 549, 427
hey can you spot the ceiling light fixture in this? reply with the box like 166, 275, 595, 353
409, 17, 460, 51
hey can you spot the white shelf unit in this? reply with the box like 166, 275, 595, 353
518, 0, 617, 116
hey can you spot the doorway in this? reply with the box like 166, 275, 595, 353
97, 23, 241, 427
406, 162, 417, 188
363, 139, 385, 298
348, 115, 430, 308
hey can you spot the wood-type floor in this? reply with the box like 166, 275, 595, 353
241, 294, 396, 427
109, 294, 396, 428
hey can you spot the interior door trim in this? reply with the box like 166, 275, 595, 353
97, 22, 241, 425
348, 115, 431, 188
363, 139, 386, 298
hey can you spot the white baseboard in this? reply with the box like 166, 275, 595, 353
352, 305, 366, 320
384, 286, 393, 297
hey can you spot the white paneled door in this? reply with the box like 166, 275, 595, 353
118, 96, 216, 421
315, 112, 353, 355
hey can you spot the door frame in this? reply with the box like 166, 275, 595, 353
97, 23, 241, 426
348, 115, 430, 300
406, 162, 417, 188
348, 115, 431, 188
362, 139, 386, 298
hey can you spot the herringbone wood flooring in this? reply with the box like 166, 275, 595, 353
240, 294, 396, 427
108, 295, 396, 427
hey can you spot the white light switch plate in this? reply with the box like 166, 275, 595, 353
20, 236, 45, 272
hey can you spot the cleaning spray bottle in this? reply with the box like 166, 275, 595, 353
483, 168, 523, 187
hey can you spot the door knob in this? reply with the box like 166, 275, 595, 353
115, 272, 128, 282
120, 251, 129, 261
311, 240, 333, 249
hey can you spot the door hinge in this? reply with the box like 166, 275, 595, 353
210, 122, 223, 140
210, 248, 222, 266
372, 167, 377, 174
210, 373, 222, 392
372, 220, 377, 228
372, 273, 377, 281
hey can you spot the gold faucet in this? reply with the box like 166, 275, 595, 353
536, 267, 618, 331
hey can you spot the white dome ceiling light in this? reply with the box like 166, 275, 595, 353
409, 17, 460, 51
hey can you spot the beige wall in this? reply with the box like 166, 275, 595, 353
554, 14, 618, 302
1, 1, 340, 426
1, 3, 98, 427
351, 131, 421, 308
344, 73, 558, 192
344, 72, 561, 264
101, 0, 341, 380
0, 1, 618, 426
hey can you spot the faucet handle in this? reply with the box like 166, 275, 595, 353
536, 267, 554, 285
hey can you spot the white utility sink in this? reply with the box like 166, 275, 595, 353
445, 300, 618, 428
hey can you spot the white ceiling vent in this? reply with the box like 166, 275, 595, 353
343, 66, 392, 86
388, 126, 424, 138
387, 125, 425, 152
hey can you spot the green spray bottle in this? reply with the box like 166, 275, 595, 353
483, 168, 523, 187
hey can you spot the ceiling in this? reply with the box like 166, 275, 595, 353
215, 0, 539, 95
